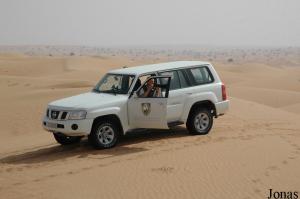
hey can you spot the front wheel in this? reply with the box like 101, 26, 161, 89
88, 120, 119, 149
186, 108, 213, 135
53, 133, 82, 145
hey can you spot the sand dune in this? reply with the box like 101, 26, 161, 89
229, 86, 300, 110
282, 103, 300, 114
0, 52, 299, 199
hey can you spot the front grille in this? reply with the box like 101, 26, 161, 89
48, 109, 69, 120
61, 112, 68, 120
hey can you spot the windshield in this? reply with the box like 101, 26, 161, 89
93, 73, 135, 94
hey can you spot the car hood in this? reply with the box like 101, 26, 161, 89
48, 92, 128, 110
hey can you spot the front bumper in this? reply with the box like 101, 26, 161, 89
42, 116, 93, 136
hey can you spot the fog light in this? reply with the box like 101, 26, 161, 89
71, 124, 78, 130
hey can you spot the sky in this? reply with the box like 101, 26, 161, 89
0, 0, 299, 47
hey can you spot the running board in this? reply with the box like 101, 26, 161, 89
167, 121, 184, 128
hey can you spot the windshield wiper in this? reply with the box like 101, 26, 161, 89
97, 90, 118, 95
111, 88, 118, 95
92, 88, 101, 93
93, 88, 123, 95
109, 86, 120, 95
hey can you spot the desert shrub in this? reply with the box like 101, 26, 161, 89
227, 58, 234, 62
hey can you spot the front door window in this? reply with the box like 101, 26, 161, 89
137, 77, 170, 98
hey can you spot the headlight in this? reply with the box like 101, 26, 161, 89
68, 110, 87, 120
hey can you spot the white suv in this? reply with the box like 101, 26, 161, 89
43, 61, 229, 149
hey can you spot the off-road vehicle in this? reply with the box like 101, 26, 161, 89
43, 61, 229, 149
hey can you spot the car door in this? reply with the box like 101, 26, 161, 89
158, 70, 183, 122
159, 70, 192, 122
128, 76, 171, 129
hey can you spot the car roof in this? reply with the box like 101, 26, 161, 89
109, 61, 210, 75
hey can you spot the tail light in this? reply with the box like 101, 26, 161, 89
222, 83, 227, 101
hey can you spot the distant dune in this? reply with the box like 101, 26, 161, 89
0, 48, 299, 199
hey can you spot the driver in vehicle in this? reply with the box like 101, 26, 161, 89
140, 78, 161, 97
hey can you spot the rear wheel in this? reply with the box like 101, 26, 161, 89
186, 108, 213, 135
53, 133, 82, 145
88, 120, 119, 149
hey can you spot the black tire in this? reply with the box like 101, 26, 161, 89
53, 133, 82, 145
88, 120, 119, 149
186, 108, 213, 135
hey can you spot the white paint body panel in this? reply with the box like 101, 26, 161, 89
128, 97, 168, 129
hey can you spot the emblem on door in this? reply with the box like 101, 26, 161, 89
141, 103, 151, 116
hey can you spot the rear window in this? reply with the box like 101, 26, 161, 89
187, 66, 214, 85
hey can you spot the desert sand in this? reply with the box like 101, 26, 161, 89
0, 49, 299, 199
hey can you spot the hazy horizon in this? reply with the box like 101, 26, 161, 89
1, 0, 299, 47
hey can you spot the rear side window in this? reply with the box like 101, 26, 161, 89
188, 66, 214, 85
177, 70, 189, 88
159, 71, 180, 90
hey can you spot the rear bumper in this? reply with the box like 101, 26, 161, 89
42, 116, 93, 136
215, 100, 229, 116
